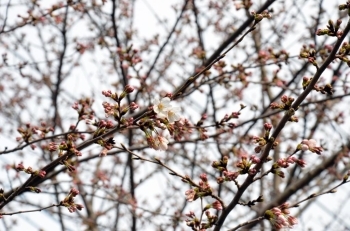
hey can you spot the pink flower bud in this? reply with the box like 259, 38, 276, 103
199, 173, 208, 182
212, 200, 223, 210
124, 84, 134, 93
264, 123, 272, 130
129, 102, 139, 110
281, 95, 288, 103
38, 170, 46, 178
16, 162, 25, 171
70, 188, 80, 197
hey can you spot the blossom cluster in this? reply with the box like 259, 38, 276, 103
265, 203, 297, 230
298, 139, 323, 155
140, 97, 183, 151
146, 134, 170, 151
152, 97, 181, 123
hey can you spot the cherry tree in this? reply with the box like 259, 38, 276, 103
1, 0, 350, 230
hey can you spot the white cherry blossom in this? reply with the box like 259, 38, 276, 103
167, 106, 181, 123
154, 136, 169, 151
153, 97, 181, 123
153, 97, 172, 118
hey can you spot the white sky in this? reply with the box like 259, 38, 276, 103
0, 0, 350, 230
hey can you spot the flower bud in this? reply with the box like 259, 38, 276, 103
124, 84, 134, 93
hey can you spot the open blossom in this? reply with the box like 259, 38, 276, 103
154, 136, 169, 151
167, 106, 181, 123
153, 97, 172, 118
185, 189, 196, 202
153, 97, 181, 123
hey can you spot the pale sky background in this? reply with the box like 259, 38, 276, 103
1, 0, 350, 230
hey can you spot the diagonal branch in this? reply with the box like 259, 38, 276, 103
213, 17, 350, 231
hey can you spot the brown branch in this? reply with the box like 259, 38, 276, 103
213, 17, 350, 231
0, 203, 60, 216
244, 143, 347, 229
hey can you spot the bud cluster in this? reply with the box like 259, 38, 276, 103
185, 210, 218, 230
316, 19, 343, 38
92, 119, 114, 138
27, 186, 42, 193
97, 137, 116, 156
184, 174, 222, 230
339, 1, 350, 12
234, 0, 252, 10
62, 160, 77, 173
213, 60, 226, 74
251, 10, 272, 23
229, 64, 252, 84
60, 188, 84, 213
184, 173, 213, 202
271, 156, 306, 178
237, 154, 260, 175
191, 46, 206, 60
102, 85, 138, 122
195, 114, 209, 140
251, 123, 277, 153
15, 162, 46, 178
343, 170, 350, 183
167, 118, 193, 141
212, 155, 260, 184
302, 77, 334, 95
337, 42, 350, 67
57, 138, 82, 157
116, 46, 142, 69
16, 122, 54, 144
216, 104, 246, 128
270, 95, 295, 111
265, 202, 298, 230
299, 44, 318, 67
257, 48, 289, 64
297, 139, 323, 155
318, 44, 333, 61
71, 97, 94, 121
75, 41, 93, 54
